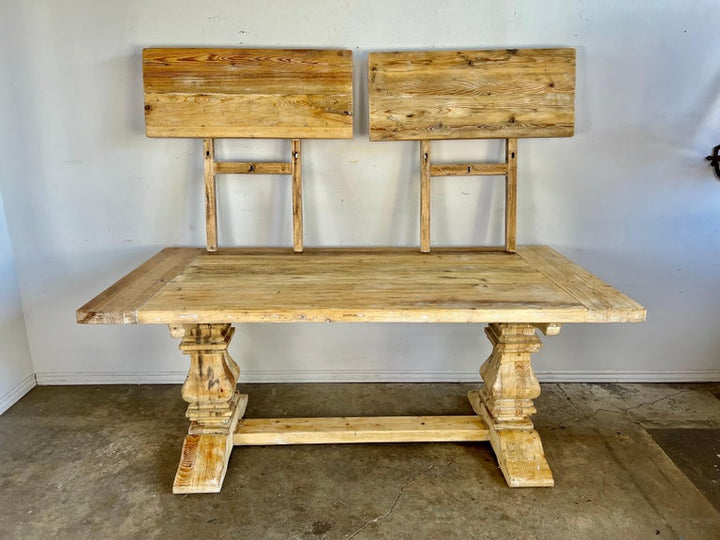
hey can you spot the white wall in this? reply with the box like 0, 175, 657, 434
1, 1, 719, 384
0, 188, 35, 412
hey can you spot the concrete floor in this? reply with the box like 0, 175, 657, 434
1, 383, 719, 539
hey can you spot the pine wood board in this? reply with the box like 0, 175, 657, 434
143, 48, 353, 139
430, 163, 508, 176
214, 161, 292, 175
233, 415, 489, 445
77, 246, 645, 325
368, 48, 575, 141
475, 400, 554, 487
173, 392, 245, 494
76, 248, 203, 324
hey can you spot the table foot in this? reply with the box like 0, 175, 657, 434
471, 323, 560, 487
170, 323, 246, 494
173, 394, 247, 494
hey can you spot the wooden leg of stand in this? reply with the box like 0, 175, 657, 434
468, 323, 559, 488
170, 323, 247, 494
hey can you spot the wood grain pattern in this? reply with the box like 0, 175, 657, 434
292, 139, 303, 252
430, 163, 507, 176
76, 247, 203, 323
368, 48, 575, 141
233, 415, 489, 445
468, 322, 554, 487
516, 246, 646, 322
477, 402, 554, 487
420, 140, 431, 252
143, 48, 353, 139
505, 138, 518, 252
214, 161, 292, 175
479, 324, 542, 428
77, 246, 646, 325
204, 138, 218, 251
172, 323, 247, 494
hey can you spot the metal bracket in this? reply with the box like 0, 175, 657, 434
706, 145, 720, 180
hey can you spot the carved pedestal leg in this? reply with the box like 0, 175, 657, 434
468, 323, 559, 487
170, 323, 247, 494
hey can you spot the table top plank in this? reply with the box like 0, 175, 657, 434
77, 247, 203, 324
516, 246, 645, 322
77, 246, 645, 325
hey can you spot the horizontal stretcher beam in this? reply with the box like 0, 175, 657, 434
430, 163, 508, 176
214, 161, 292, 175
233, 415, 490, 445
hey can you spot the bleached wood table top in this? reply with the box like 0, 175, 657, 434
77, 246, 645, 326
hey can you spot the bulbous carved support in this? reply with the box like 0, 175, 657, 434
470, 322, 560, 488
479, 323, 543, 429
170, 323, 247, 494
177, 323, 241, 434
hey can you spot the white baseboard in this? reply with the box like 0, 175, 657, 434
34, 369, 720, 385
536, 370, 720, 383
0, 374, 37, 415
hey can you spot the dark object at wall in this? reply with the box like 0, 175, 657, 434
706, 144, 720, 179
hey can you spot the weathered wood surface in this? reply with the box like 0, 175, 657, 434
369, 48, 575, 141
203, 138, 218, 251
143, 48, 353, 139
76, 248, 203, 324
291, 139, 303, 252
214, 161, 292, 175
430, 163, 508, 176
469, 322, 555, 487
420, 140, 431, 252
172, 323, 247, 494
417, 137, 517, 252
234, 415, 489, 445
77, 246, 646, 325
505, 138, 518, 252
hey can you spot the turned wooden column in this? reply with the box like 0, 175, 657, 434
469, 322, 560, 487
480, 323, 542, 429
170, 323, 247, 494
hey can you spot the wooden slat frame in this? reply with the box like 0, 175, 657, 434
420, 138, 518, 253
203, 138, 304, 253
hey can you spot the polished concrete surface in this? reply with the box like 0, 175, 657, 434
1, 382, 719, 539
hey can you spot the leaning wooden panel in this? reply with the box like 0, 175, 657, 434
143, 48, 353, 139
368, 48, 575, 141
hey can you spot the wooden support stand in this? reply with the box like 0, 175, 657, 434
469, 323, 559, 487
171, 323, 248, 494
76, 48, 646, 496
169, 321, 558, 493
